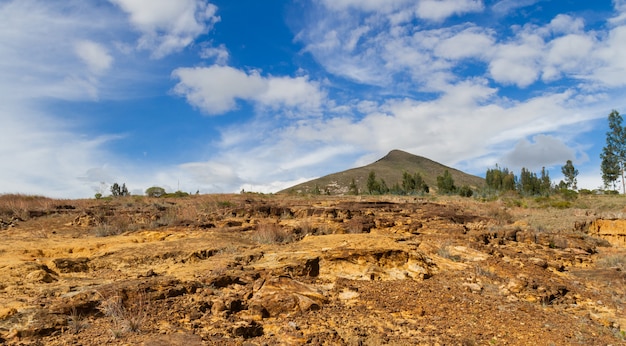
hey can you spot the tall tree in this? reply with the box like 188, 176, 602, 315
561, 160, 578, 190
367, 171, 380, 195
601, 110, 626, 193
540, 167, 552, 194
601, 148, 620, 190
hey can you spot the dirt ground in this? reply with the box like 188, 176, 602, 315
0, 193, 624, 345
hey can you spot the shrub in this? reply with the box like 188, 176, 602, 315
162, 191, 190, 198
251, 223, 291, 244
145, 186, 166, 197
458, 185, 473, 197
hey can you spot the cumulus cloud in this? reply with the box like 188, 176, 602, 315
171, 65, 326, 116
501, 135, 576, 170
109, 0, 220, 58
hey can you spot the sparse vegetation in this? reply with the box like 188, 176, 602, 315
98, 290, 147, 337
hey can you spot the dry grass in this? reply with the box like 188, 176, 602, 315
251, 223, 292, 244
66, 307, 89, 334
597, 254, 626, 269
0, 194, 58, 220
98, 290, 148, 338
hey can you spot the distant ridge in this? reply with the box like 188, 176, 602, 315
280, 149, 484, 195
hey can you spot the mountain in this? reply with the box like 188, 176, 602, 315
280, 149, 485, 195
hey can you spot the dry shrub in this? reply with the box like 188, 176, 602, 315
251, 223, 292, 244
92, 216, 130, 237
485, 205, 513, 225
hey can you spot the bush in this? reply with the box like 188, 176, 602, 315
251, 223, 292, 244
145, 186, 166, 197
162, 191, 190, 198
458, 185, 473, 197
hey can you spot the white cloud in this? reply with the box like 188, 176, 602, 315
491, 0, 542, 16
318, 0, 412, 13
200, 43, 229, 64
171, 65, 326, 116
109, 0, 220, 58
415, 0, 484, 21
75, 40, 114, 74
0, 103, 120, 198
549, 14, 585, 35
488, 31, 544, 87
434, 27, 495, 60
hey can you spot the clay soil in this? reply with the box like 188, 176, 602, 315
0, 193, 625, 345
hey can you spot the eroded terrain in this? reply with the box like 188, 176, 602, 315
0, 194, 625, 345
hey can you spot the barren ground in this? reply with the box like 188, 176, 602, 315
0, 193, 625, 345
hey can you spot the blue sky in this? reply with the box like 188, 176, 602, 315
1, 0, 626, 198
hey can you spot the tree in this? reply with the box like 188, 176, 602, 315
601, 148, 620, 190
402, 171, 416, 192
367, 171, 380, 195
145, 186, 166, 197
561, 160, 578, 190
601, 110, 626, 193
348, 178, 359, 195
485, 165, 516, 192
312, 185, 321, 195
110, 183, 121, 197
120, 183, 129, 196
436, 170, 456, 194
539, 167, 552, 194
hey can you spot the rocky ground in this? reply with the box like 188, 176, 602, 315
0, 193, 625, 345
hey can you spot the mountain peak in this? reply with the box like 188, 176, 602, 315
280, 150, 484, 195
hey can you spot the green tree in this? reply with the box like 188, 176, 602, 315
539, 167, 552, 194
312, 185, 321, 195
601, 110, 626, 193
414, 172, 429, 194
120, 183, 129, 196
379, 179, 389, 194
485, 165, 516, 192
348, 178, 359, 195
518, 167, 541, 195
402, 171, 416, 192
601, 148, 620, 190
367, 171, 380, 195
561, 160, 578, 190
145, 186, 166, 197
436, 170, 456, 194
110, 183, 121, 197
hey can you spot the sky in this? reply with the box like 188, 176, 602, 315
1, 0, 626, 198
